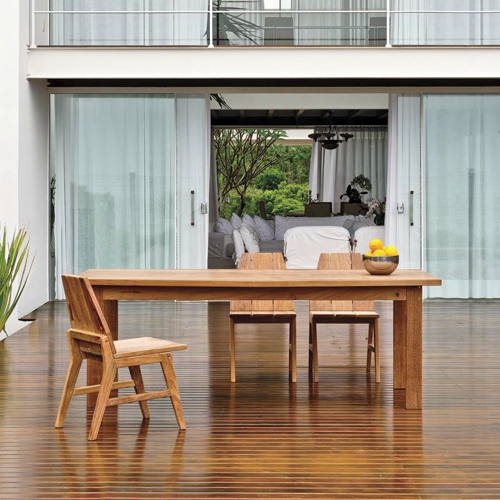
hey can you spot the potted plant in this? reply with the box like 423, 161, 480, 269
340, 174, 372, 215
0, 226, 33, 336
366, 198, 386, 226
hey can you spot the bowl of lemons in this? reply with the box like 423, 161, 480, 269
362, 238, 399, 275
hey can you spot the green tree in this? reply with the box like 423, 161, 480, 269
215, 129, 294, 215
255, 168, 287, 191
263, 182, 309, 216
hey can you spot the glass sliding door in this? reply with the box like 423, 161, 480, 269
51, 93, 209, 298
423, 94, 500, 298
386, 94, 422, 271
48, 0, 208, 46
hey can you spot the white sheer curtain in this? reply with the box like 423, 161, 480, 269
52, 93, 209, 298
347, 0, 385, 45
424, 94, 500, 298
52, 94, 175, 297
308, 142, 336, 205
50, 0, 208, 45
392, 0, 500, 45
292, 0, 384, 45
385, 94, 399, 252
293, 0, 347, 45
309, 127, 387, 213
385, 94, 421, 270
176, 95, 210, 268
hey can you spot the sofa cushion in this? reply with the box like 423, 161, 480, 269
242, 213, 257, 230
260, 240, 284, 253
239, 223, 260, 253
214, 217, 233, 235
230, 212, 243, 229
254, 215, 275, 241
274, 215, 355, 241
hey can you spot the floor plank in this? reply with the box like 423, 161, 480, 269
0, 300, 500, 499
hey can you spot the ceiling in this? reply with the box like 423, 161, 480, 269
211, 108, 388, 128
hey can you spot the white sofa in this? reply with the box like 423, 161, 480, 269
283, 226, 352, 269
208, 213, 377, 269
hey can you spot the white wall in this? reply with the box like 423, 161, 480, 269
27, 47, 500, 80
0, 0, 49, 338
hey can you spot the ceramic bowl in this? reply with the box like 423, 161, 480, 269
362, 255, 399, 275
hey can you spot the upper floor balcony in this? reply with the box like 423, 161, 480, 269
31, 1, 500, 49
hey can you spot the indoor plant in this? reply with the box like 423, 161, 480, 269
0, 226, 33, 336
340, 174, 372, 203
340, 174, 372, 215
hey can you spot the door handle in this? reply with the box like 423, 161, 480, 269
409, 190, 414, 227
191, 190, 195, 226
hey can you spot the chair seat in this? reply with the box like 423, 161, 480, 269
310, 310, 379, 319
114, 337, 187, 359
230, 311, 296, 324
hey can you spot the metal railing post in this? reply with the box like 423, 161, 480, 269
386, 0, 392, 47
208, 0, 214, 48
30, 0, 37, 48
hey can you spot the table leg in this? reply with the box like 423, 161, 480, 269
393, 300, 407, 390
87, 286, 118, 407
405, 287, 422, 410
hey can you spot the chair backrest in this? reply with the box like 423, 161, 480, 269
62, 274, 116, 354
304, 202, 332, 217
283, 226, 351, 269
310, 252, 374, 312
353, 225, 385, 255
231, 253, 293, 313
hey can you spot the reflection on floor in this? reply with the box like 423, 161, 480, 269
1, 300, 500, 499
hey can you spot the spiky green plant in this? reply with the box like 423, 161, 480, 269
0, 226, 34, 336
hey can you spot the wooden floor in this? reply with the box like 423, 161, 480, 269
1, 300, 500, 499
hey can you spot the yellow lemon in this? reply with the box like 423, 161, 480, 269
365, 251, 373, 257
384, 245, 398, 256
373, 249, 386, 257
369, 238, 384, 253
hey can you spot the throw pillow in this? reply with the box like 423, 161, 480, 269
242, 213, 257, 230
239, 223, 260, 253
254, 215, 275, 242
274, 215, 293, 240
230, 212, 243, 229
232, 229, 246, 266
214, 217, 233, 235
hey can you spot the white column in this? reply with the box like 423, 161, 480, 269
0, 0, 49, 338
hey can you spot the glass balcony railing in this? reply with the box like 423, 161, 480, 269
30, 1, 500, 48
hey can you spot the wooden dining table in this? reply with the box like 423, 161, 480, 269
81, 268, 441, 410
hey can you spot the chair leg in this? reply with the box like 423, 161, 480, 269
229, 317, 236, 383
160, 353, 186, 430
88, 359, 116, 441
308, 320, 313, 377
55, 343, 83, 429
289, 318, 297, 383
129, 365, 150, 419
366, 323, 374, 373
374, 319, 380, 383
311, 320, 319, 383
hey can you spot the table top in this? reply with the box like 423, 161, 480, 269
81, 269, 442, 288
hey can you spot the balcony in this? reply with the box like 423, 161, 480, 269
30, 1, 500, 49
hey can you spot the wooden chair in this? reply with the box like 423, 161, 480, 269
309, 253, 380, 383
304, 202, 332, 217
55, 275, 187, 441
230, 253, 297, 383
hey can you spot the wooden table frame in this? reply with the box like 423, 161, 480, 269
81, 268, 441, 410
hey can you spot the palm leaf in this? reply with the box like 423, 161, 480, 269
0, 226, 34, 336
